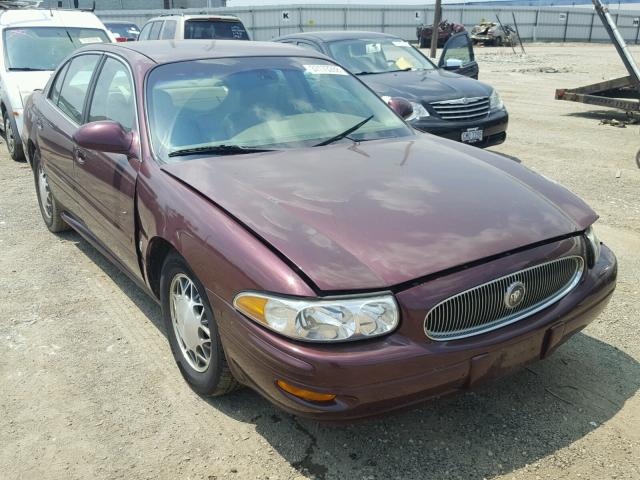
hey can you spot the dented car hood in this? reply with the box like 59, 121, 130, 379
162, 135, 596, 292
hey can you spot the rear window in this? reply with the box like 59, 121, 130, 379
184, 19, 249, 40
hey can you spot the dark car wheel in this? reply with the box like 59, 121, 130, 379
4, 113, 25, 162
33, 151, 69, 233
494, 36, 503, 47
419, 37, 428, 48
160, 252, 240, 397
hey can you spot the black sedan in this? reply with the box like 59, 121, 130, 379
274, 31, 508, 148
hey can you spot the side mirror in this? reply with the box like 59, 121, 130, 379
387, 97, 414, 120
73, 121, 137, 157
444, 58, 463, 70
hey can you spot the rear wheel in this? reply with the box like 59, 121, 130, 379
494, 36, 503, 47
160, 252, 240, 397
33, 150, 68, 233
4, 113, 25, 162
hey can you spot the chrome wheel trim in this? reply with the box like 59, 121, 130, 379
37, 164, 53, 220
4, 117, 15, 154
169, 273, 211, 372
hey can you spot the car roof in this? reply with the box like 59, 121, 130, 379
0, 8, 106, 29
92, 40, 325, 64
104, 20, 138, 25
276, 30, 400, 43
146, 13, 240, 22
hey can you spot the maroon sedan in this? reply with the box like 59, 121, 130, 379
22, 41, 616, 421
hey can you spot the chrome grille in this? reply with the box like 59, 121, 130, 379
430, 96, 490, 120
424, 256, 584, 341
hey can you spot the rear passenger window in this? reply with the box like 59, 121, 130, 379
57, 54, 100, 124
149, 21, 163, 40
88, 58, 135, 132
160, 20, 176, 39
49, 62, 70, 105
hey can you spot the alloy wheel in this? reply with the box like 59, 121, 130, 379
169, 273, 212, 372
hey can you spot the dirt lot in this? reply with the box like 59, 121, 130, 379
0, 43, 639, 480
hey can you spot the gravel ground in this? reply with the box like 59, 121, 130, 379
0, 43, 639, 480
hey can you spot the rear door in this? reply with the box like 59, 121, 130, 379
75, 55, 140, 275
36, 53, 102, 214
438, 32, 479, 79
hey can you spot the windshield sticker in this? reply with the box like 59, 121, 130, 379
392, 41, 411, 47
303, 64, 348, 75
365, 43, 382, 54
78, 37, 105, 44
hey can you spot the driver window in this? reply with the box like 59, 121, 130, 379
442, 34, 472, 66
88, 57, 135, 131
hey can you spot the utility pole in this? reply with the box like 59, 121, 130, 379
430, 0, 442, 58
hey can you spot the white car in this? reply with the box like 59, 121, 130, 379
138, 13, 249, 42
0, 7, 114, 161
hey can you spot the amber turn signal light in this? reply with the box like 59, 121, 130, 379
276, 380, 336, 402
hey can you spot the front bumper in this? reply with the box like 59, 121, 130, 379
213, 242, 616, 422
410, 109, 508, 148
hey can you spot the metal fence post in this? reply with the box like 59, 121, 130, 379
381, 8, 385, 32
635, 18, 640, 44
588, 11, 595, 42
343, 7, 348, 30
533, 9, 539, 42
298, 7, 302, 33
250, 8, 255, 39
562, 11, 569, 42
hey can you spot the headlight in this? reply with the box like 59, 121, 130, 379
489, 89, 504, 111
406, 101, 430, 121
585, 225, 601, 267
233, 292, 399, 342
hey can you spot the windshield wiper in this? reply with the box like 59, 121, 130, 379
8, 67, 49, 71
168, 144, 274, 157
356, 68, 412, 76
313, 115, 374, 147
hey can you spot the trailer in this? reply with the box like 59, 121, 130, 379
555, 0, 640, 115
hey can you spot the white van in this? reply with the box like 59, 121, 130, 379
0, 7, 114, 161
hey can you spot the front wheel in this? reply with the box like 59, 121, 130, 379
160, 252, 240, 397
494, 36, 503, 47
4, 113, 25, 162
419, 37, 428, 49
33, 150, 68, 233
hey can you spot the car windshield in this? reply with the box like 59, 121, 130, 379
184, 19, 249, 40
3, 27, 110, 71
146, 56, 413, 162
327, 38, 435, 75
105, 23, 140, 38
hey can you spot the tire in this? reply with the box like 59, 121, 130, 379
33, 150, 69, 233
4, 112, 25, 162
419, 37, 428, 49
160, 252, 240, 397
494, 36, 503, 47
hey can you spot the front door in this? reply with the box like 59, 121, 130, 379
74, 56, 141, 277
438, 32, 479, 79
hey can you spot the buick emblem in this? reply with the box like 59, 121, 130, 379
504, 282, 526, 309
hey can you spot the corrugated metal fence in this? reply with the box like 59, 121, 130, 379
96, 4, 640, 44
